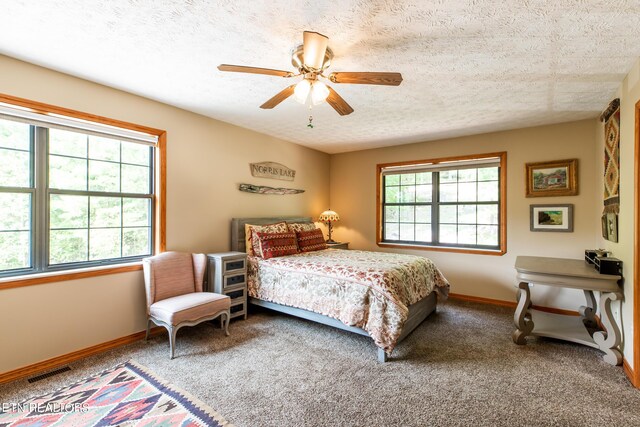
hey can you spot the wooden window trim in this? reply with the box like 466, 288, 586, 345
0, 93, 166, 290
376, 151, 507, 256
632, 99, 640, 388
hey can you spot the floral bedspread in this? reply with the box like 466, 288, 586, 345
247, 249, 450, 353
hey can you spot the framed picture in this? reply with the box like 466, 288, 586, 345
605, 213, 618, 243
525, 159, 578, 197
530, 204, 574, 232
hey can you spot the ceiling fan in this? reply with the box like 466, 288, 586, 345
218, 31, 403, 116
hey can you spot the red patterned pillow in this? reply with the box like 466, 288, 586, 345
255, 231, 299, 259
246, 221, 288, 256
296, 228, 327, 252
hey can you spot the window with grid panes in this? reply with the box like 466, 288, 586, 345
379, 153, 505, 252
0, 115, 156, 277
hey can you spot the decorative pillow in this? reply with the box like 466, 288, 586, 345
244, 224, 254, 255
296, 228, 327, 252
255, 231, 299, 259
287, 222, 317, 233
245, 222, 288, 256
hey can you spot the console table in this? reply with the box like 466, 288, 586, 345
513, 256, 623, 365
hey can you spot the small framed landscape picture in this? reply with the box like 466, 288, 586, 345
530, 204, 574, 232
605, 213, 618, 243
525, 159, 578, 197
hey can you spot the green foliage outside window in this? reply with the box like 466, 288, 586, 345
382, 163, 501, 249
0, 118, 154, 276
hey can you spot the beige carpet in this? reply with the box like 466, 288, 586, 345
1, 299, 639, 426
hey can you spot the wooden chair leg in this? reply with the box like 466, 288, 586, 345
223, 311, 230, 336
145, 318, 152, 342
169, 326, 177, 359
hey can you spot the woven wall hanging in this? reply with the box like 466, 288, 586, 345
600, 98, 620, 215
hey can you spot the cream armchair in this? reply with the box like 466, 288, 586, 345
143, 252, 231, 359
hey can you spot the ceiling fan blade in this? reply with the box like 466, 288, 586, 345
260, 85, 297, 109
303, 31, 329, 70
328, 72, 403, 86
218, 64, 293, 78
326, 86, 354, 116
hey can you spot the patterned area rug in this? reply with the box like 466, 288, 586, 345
0, 360, 232, 427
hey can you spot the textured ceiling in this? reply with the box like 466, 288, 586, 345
1, 1, 640, 153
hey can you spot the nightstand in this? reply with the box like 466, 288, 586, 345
207, 252, 247, 320
326, 242, 349, 250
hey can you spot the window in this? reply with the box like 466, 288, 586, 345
0, 95, 165, 280
377, 152, 506, 255
0, 120, 32, 271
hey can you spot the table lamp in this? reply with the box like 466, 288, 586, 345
319, 209, 340, 243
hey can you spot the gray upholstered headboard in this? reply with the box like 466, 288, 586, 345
231, 217, 313, 252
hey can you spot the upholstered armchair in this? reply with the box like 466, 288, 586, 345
142, 252, 231, 359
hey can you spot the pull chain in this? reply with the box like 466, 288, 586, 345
307, 104, 314, 128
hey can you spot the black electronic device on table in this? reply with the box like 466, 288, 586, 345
585, 249, 623, 276
595, 257, 623, 276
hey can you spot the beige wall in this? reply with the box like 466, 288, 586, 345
330, 120, 599, 311
0, 55, 330, 373
595, 58, 640, 370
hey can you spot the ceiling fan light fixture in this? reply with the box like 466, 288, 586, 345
310, 81, 330, 105
293, 79, 312, 104
294, 79, 330, 106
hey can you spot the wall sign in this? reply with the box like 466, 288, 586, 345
250, 162, 296, 181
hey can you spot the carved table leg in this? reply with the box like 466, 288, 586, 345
593, 292, 624, 366
579, 289, 597, 328
512, 282, 533, 344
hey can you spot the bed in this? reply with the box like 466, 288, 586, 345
231, 216, 450, 362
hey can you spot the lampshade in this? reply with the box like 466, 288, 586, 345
294, 80, 330, 105
319, 209, 340, 222
294, 79, 312, 104
310, 81, 330, 105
